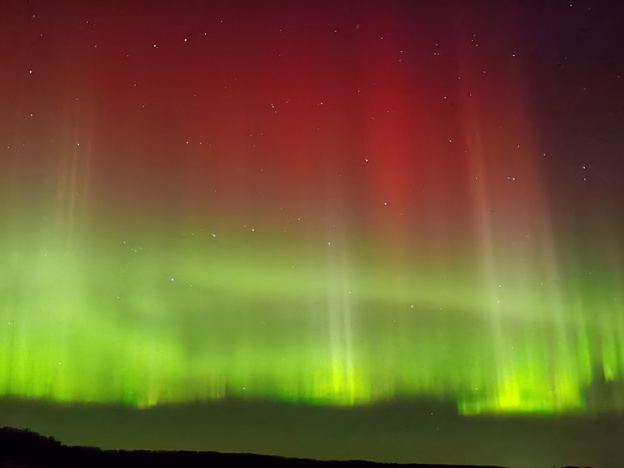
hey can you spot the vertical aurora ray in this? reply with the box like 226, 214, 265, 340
1, 1, 623, 419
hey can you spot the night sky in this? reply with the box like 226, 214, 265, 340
1, 0, 624, 467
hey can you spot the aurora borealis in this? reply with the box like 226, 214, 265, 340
2, 0, 624, 466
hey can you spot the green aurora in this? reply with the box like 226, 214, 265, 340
2, 218, 623, 415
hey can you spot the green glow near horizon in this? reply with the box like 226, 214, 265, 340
1, 222, 623, 415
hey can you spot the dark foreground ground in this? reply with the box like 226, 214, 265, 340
1, 426, 588, 468
0, 427, 590, 468
1, 397, 614, 467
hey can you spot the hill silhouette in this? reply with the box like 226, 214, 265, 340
0, 426, 520, 468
